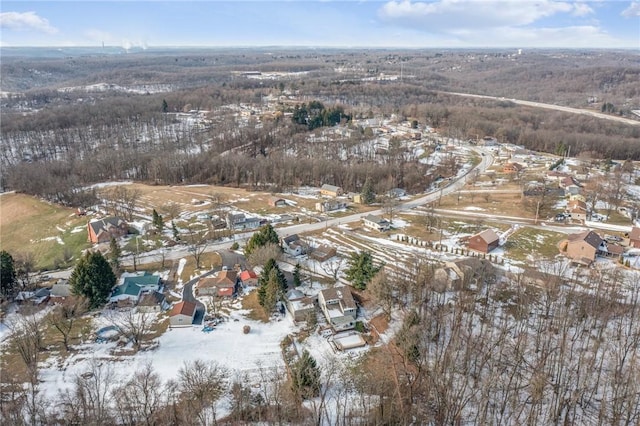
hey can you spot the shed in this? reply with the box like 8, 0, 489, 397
169, 301, 196, 327
468, 229, 500, 253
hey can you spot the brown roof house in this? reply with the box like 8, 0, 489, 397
169, 301, 196, 327
566, 200, 588, 222
87, 217, 128, 244
468, 229, 500, 253
239, 270, 259, 286
558, 230, 602, 265
320, 184, 343, 197
630, 226, 640, 248
503, 162, 524, 174
318, 287, 357, 332
198, 270, 239, 297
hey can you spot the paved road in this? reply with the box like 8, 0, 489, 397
443, 91, 640, 127
181, 268, 218, 325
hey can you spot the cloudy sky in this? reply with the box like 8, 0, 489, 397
1, 1, 639, 48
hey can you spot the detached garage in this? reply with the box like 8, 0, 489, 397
169, 301, 196, 327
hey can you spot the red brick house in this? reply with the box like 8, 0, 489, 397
87, 217, 128, 244
468, 229, 500, 253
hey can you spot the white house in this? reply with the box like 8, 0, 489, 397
318, 287, 357, 331
362, 214, 391, 232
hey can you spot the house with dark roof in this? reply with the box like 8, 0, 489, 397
169, 301, 197, 327
310, 245, 337, 262
318, 287, 357, 331
558, 230, 602, 265
467, 229, 500, 253
226, 212, 262, 231
50, 279, 72, 300
363, 214, 391, 232
110, 272, 162, 304
87, 217, 128, 244
282, 234, 309, 256
136, 291, 169, 313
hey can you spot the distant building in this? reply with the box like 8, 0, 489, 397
320, 184, 343, 197
316, 200, 347, 213
87, 217, 128, 244
269, 197, 287, 207
226, 212, 262, 230
362, 214, 391, 232
468, 229, 500, 253
630, 227, 640, 248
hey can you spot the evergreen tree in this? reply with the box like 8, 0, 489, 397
0, 250, 17, 297
259, 258, 287, 291
172, 221, 180, 241
152, 209, 164, 232
257, 268, 282, 313
108, 236, 121, 271
345, 250, 381, 290
69, 251, 116, 309
162, 99, 168, 113
361, 177, 375, 204
293, 263, 302, 288
245, 224, 281, 256
291, 350, 321, 400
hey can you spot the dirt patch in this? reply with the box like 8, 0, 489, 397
240, 291, 269, 323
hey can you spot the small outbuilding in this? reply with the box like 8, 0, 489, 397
468, 229, 500, 253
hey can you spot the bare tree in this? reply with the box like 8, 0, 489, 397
186, 224, 209, 269
320, 256, 346, 282
112, 362, 164, 426
247, 242, 282, 269
369, 268, 395, 319
48, 297, 88, 352
107, 309, 155, 351
177, 360, 228, 425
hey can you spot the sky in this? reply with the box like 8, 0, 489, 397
0, 1, 639, 49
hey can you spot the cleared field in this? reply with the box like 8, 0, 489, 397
0, 193, 90, 270
502, 228, 566, 262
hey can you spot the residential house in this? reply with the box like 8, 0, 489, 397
239, 270, 259, 286
285, 289, 316, 322
468, 229, 500, 253
110, 272, 162, 304
226, 212, 262, 230
558, 230, 602, 265
282, 234, 308, 256
310, 245, 337, 262
363, 214, 391, 232
316, 200, 347, 213
198, 270, 240, 297
269, 197, 287, 207
136, 291, 168, 313
169, 301, 196, 327
502, 162, 524, 174
629, 227, 640, 248
16, 288, 50, 306
479, 137, 498, 147
87, 217, 128, 244
50, 279, 72, 301
597, 241, 625, 258
566, 200, 588, 222
318, 287, 357, 331
320, 184, 343, 197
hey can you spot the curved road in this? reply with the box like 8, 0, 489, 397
443, 91, 640, 127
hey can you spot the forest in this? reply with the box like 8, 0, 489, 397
1, 48, 638, 205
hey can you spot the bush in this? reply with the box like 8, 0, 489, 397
231, 241, 239, 251
354, 321, 365, 333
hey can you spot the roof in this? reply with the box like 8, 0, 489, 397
286, 289, 305, 300
138, 291, 166, 306
239, 270, 258, 281
475, 229, 500, 244
112, 282, 144, 298
123, 272, 161, 287
363, 214, 389, 225
567, 230, 602, 249
170, 300, 196, 317
50, 281, 72, 297
630, 226, 640, 241
282, 234, 300, 245
88, 217, 126, 235
320, 286, 356, 311
215, 270, 238, 286
321, 184, 341, 193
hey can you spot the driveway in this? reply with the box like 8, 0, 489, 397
182, 269, 217, 326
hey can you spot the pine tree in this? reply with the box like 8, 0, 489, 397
69, 251, 116, 309
361, 177, 375, 204
152, 209, 164, 232
245, 224, 281, 256
291, 350, 321, 400
162, 99, 168, 113
293, 263, 302, 287
0, 250, 17, 297
108, 236, 121, 271
172, 221, 180, 241
345, 250, 381, 290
